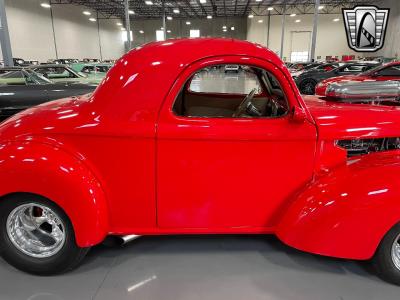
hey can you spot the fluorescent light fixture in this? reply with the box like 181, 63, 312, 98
116, 22, 123, 26
333, 18, 340, 22
207, 15, 212, 19
248, 14, 254, 18
200, 0, 206, 3
186, 21, 191, 25
258, 19, 263, 23
290, 13, 296, 17
295, 19, 301, 23
230, 26, 235, 30
222, 25, 227, 29
139, 30, 144, 34
89, 18, 96, 22
167, 30, 171, 33
267, 7, 273, 11
223, 29, 227, 32
318, 5, 324, 10
40, 3, 51, 8
255, 0, 262, 2
129, 10, 135, 14
83, 11, 91, 15
173, 8, 180, 13
190, 29, 200, 37
145, 0, 153, 5
167, 16, 173, 20
156, 30, 165, 41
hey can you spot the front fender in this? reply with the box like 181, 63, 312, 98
0, 138, 108, 247
277, 150, 400, 260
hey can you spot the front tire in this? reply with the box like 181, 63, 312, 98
0, 194, 89, 275
299, 79, 317, 95
372, 223, 400, 285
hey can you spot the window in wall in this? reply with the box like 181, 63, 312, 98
173, 64, 289, 118
190, 29, 200, 38
156, 30, 165, 41
290, 51, 309, 62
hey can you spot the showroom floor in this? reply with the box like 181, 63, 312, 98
0, 235, 399, 300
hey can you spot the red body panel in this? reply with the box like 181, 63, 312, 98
0, 39, 400, 261
315, 62, 400, 96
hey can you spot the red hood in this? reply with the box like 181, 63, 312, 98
303, 96, 400, 140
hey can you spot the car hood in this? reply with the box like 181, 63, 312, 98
303, 95, 400, 140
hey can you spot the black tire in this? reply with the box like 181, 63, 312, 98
372, 223, 400, 285
0, 194, 90, 275
299, 79, 317, 95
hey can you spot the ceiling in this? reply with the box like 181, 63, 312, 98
49, 0, 384, 19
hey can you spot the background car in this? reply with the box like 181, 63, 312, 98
29, 64, 102, 84
0, 68, 97, 120
291, 62, 339, 80
295, 62, 380, 95
316, 61, 400, 96
224, 64, 240, 73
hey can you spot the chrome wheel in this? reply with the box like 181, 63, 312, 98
6, 203, 65, 258
391, 233, 400, 270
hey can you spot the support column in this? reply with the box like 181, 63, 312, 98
0, 0, 13, 66
267, 10, 271, 47
310, 0, 320, 62
279, 2, 286, 59
96, 11, 103, 61
162, 0, 166, 40
50, 6, 58, 59
124, 0, 131, 51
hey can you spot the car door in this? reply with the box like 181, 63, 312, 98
156, 56, 317, 230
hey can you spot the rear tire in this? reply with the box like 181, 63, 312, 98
372, 223, 400, 285
0, 194, 89, 275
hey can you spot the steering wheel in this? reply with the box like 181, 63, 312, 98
233, 88, 258, 117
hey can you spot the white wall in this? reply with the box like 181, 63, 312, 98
247, 12, 360, 61
3, 0, 125, 61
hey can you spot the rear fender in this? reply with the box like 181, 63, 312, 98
277, 150, 400, 260
0, 138, 108, 247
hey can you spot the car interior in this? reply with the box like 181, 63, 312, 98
173, 64, 289, 118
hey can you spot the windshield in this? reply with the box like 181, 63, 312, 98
24, 69, 53, 84
359, 64, 384, 76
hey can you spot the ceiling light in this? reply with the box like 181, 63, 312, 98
267, 7, 273, 11
200, 0, 206, 3
145, 0, 153, 5
116, 22, 123, 26
256, 0, 262, 2
333, 18, 340, 22
167, 16, 173, 20
318, 5, 324, 10
129, 10, 135, 14
186, 21, 191, 25
83, 11, 91, 15
40, 3, 51, 8
207, 15, 212, 19
248, 14, 254, 18
139, 30, 144, 34
290, 13, 296, 17
89, 18, 96, 22
295, 19, 301, 23
173, 8, 180, 13
258, 19, 263, 23
223, 29, 227, 32
167, 30, 171, 33
222, 25, 227, 29
230, 26, 235, 30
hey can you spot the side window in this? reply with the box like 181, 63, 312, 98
173, 64, 289, 118
0, 71, 26, 86
340, 65, 367, 73
377, 66, 400, 76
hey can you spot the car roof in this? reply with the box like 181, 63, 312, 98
28, 64, 70, 68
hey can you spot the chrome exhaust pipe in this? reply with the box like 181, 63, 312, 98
102, 234, 141, 246
120, 234, 140, 244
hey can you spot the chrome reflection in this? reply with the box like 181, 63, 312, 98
392, 233, 400, 271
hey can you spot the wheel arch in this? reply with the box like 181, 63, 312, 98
276, 151, 400, 260
0, 138, 109, 247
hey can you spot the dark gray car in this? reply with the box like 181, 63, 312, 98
295, 62, 380, 95
0, 68, 97, 121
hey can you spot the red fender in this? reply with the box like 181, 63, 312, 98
276, 150, 400, 260
0, 138, 108, 247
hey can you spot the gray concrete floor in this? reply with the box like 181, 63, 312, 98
0, 235, 399, 300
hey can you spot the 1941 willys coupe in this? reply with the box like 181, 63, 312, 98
1, 38, 400, 284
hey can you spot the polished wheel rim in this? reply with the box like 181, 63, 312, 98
391, 233, 400, 270
6, 203, 65, 258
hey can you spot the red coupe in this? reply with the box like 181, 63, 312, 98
1, 39, 400, 285
315, 61, 400, 96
